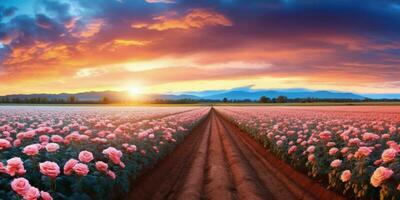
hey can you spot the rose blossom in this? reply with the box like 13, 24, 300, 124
288, 145, 297, 155
308, 154, 315, 162
319, 131, 331, 140
95, 161, 108, 172
63, 159, 78, 175
328, 148, 339, 155
381, 148, 397, 163
11, 178, 31, 195
102, 147, 124, 166
340, 147, 349, 154
23, 186, 40, 200
307, 145, 315, 153
330, 159, 342, 168
354, 147, 372, 158
73, 163, 89, 176
78, 150, 94, 163
50, 135, 64, 143
39, 161, 60, 179
340, 170, 351, 182
107, 170, 116, 179
374, 159, 383, 166
0, 138, 12, 150
45, 143, 60, 153
6, 157, 26, 176
22, 144, 40, 156
13, 139, 21, 147
40, 191, 53, 200
39, 135, 49, 143
370, 167, 394, 187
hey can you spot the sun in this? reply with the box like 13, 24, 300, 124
128, 86, 144, 96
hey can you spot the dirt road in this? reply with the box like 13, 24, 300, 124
126, 109, 344, 200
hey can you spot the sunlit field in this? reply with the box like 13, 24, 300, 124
0, 106, 209, 199
217, 106, 400, 199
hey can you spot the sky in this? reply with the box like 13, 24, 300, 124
1, 0, 400, 95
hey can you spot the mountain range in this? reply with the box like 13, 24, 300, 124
2, 86, 399, 102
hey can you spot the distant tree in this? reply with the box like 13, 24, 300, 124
259, 96, 271, 103
101, 96, 110, 104
276, 96, 288, 103
222, 97, 228, 103
68, 96, 77, 103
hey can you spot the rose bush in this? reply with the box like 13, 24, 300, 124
217, 106, 400, 199
0, 106, 210, 200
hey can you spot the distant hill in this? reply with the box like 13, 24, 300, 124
202, 90, 365, 100
0, 88, 371, 102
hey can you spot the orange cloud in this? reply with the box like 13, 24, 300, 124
98, 39, 149, 52
132, 9, 233, 31
65, 17, 79, 32
74, 19, 104, 38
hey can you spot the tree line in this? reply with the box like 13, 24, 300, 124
0, 95, 399, 104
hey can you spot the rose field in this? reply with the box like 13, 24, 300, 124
216, 106, 400, 199
1, 105, 400, 200
0, 106, 210, 200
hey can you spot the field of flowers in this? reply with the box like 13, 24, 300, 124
0, 106, 210, 200
216, 106, 400, 200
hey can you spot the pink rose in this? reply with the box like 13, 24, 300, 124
330, 159, 342, 168
0, 139, 12, 150
45, 143, 60, 153
11, 178, 31, 195
381, 148, 397, 163
307, 145, 315, 153
63, 159, 78, 175
23, 186, 40, 200
73, 163, 89, 176
308, 154, 315, 162
39, 161, 60, 179
288, 145, 297, 155
78, 151, 94, 163
40, 191, 53, 200
13, 139, 22, 147
328, 148, 339, 155
39, 135, 49, 143
102, 147, 123, 165
370, 166, 394, 187
50, 135, 64, 143
340, 170, 351, 182
340, 147, 349, 154
319, 131, 331, 140
22, 144, 41, 156
95, 161, 108, 172
354, 147, 372, 158
6, 157, 26, 176
107, 170, 116, 179
374, 159, 383, 166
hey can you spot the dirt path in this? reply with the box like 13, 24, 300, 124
126, 109, 344, 200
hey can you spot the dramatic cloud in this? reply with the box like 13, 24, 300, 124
132, 9, 232, 31
1, 0, 400, 95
